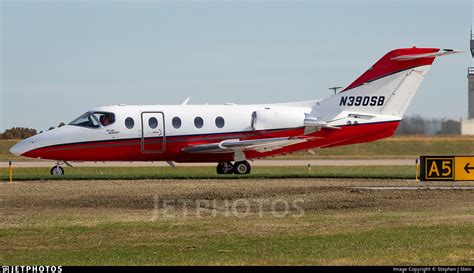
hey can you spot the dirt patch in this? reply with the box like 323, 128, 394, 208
1, 179, 472, 213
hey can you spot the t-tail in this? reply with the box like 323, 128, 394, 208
312, 47, 461, 125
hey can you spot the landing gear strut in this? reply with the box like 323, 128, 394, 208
216, 161, 251, 175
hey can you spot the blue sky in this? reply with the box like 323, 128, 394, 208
1, 0, 472, 131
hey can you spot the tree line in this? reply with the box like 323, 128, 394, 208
0, 122, 67, 140
0, 127, 38, 140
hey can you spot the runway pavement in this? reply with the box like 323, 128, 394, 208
0, 159, 414, 168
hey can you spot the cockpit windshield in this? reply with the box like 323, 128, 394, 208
69, 112, 115, 128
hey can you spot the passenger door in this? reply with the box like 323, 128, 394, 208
140, 112, 165, 153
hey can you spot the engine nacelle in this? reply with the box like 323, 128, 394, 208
251, 109, 305, 131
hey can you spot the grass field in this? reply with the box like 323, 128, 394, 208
0, 136, 473, 265
282, 135, 474, 159
1, 136, 474, 161
0, 166, 416, 181
0, 140, 20, 161
1, 178, 473, 265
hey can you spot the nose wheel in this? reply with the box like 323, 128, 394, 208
50, 165, 64, 176
216, 161, 251, 175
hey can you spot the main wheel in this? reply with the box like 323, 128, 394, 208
216, 162, 233, 174
216, 163, 225, 174
50, 166, 64, 176
233, 161, 251, 174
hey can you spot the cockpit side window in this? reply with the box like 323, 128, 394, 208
69, 112, 116, 129
69, 112, 100, 128
93, 112, 115, 127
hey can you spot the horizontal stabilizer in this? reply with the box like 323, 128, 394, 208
391, 49, 462, 61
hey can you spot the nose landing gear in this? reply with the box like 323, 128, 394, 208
50, 164, 64, 176
216, 161, 251, 175
49, 161, 73, 175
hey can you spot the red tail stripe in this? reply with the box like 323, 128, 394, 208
342, 47, 439, 92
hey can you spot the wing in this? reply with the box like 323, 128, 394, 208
182, 137, 309, 154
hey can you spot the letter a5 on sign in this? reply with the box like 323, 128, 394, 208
420, 156, 474, 181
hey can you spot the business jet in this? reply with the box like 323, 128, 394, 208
10, 47, 460, 175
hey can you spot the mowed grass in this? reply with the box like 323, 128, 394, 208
1, 135, 474, 161
2, 217, 473, 265
281, 135, 474, 159
0, 136, 472, 265
0, 179, 473, 265
0, 140, 21, 161
0, 165, 416, 181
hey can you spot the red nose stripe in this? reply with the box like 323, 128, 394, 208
342, 47, 439, 92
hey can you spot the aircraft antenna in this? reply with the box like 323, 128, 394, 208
329, 86, 343, 95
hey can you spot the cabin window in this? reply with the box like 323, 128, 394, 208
194, 117, 204, 129
215, 116, 225, 128
125, 117, 135, 129
148, 117, 158, 129
172, 117, 181, 129
69, 112, 100, 129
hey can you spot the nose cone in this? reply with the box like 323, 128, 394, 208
9, 126, 84, 159
10, 139, 29, 156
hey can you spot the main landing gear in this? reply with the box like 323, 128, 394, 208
216, 161, 251, 175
